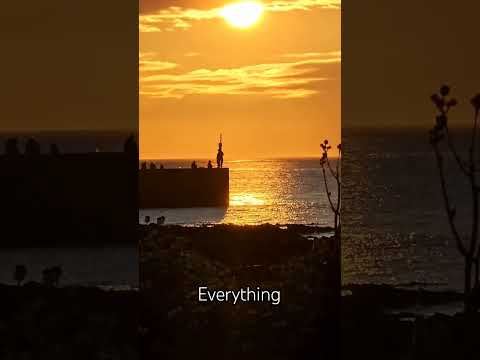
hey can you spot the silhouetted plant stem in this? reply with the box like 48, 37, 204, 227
320, 141, 341, 239
430, 85, 480, 313
473, 109, 480, 289
445, 127, 470, 175
432, 144, 466, 256
321, 166, 336, 218
474, 258, 479, 288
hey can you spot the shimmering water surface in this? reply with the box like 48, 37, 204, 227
0, 246, 138, 289
342, 128, 471, 291
140, 158, 338, 227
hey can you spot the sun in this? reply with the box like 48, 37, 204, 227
220, 1, 264, 29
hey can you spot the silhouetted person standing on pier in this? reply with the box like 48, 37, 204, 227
191, 161, 198, 169
124, 133, 138, 159
25, 138, 41, 157
216, 134, 224, 168
207, 160, 213, 168
50, 143, 61, 156
5, 138, 20, 157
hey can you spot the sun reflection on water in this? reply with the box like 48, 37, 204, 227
139, 159, 337, 227
230, 194, 265, 206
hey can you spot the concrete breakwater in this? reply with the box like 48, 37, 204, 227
139, 168, 229, 208
0, 153, 137, 247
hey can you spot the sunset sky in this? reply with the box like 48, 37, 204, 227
343, 0, 480, 130
140, 0, 341, 160
0, 1, 137, 134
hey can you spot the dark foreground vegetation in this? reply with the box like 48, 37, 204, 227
2, 221, 478, 359
342, 284, 480, 360
139, 223, 340, 360
139, 223, 480, 360
0, 283, 138, 360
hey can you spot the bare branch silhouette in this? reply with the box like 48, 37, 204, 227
429, 85, 480, 312
320, 140, 341, 239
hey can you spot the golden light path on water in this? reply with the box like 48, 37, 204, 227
230, 194, 266, 206
140, 159, 338, 226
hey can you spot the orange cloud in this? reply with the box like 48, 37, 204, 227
140, 0, 340, 13
139, 53, 178, 71
281, 51, 341, 58
140, 54, 340, 99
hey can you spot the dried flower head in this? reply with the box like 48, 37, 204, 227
431, 93, 445, 110
440, 85, 450, 97
471, 94, 480, 110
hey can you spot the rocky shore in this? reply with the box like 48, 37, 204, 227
139, 223, 480, 359
342, 284, 480, 360
3, 222, 478, 359
139, 223, 340, 359
0, 283, 138, 360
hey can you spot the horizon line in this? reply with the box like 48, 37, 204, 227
139, 155, 337, 161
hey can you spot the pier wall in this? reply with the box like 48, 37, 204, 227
0, 153, 137, 247
139, 168, 229, 208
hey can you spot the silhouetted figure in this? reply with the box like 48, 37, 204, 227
50, 143, 61, 156
141, 162, 148, 170
191, 161, 198, 169
25, 138, 41, 157
216, 134, 224, 168
149, 162, 157, 170
5, 137, 20, 156
145, 215, 151, 224
207, 160, 213, 169
41, 268, 50, 286
42, 266, 61, 287
51, 266, 63, 286
157, 216, 165, 225
14, 265, 27, 286
124, 133, 138, 159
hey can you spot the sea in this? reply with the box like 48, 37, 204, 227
0, 246, 137, 290
145, 137, 468, 295
0, 128, 470, 293
139, 158, 338, 226
342, 128, 471, 293
0, 153, 336, 288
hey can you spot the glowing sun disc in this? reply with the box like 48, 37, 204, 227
220, 1, 264, 29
